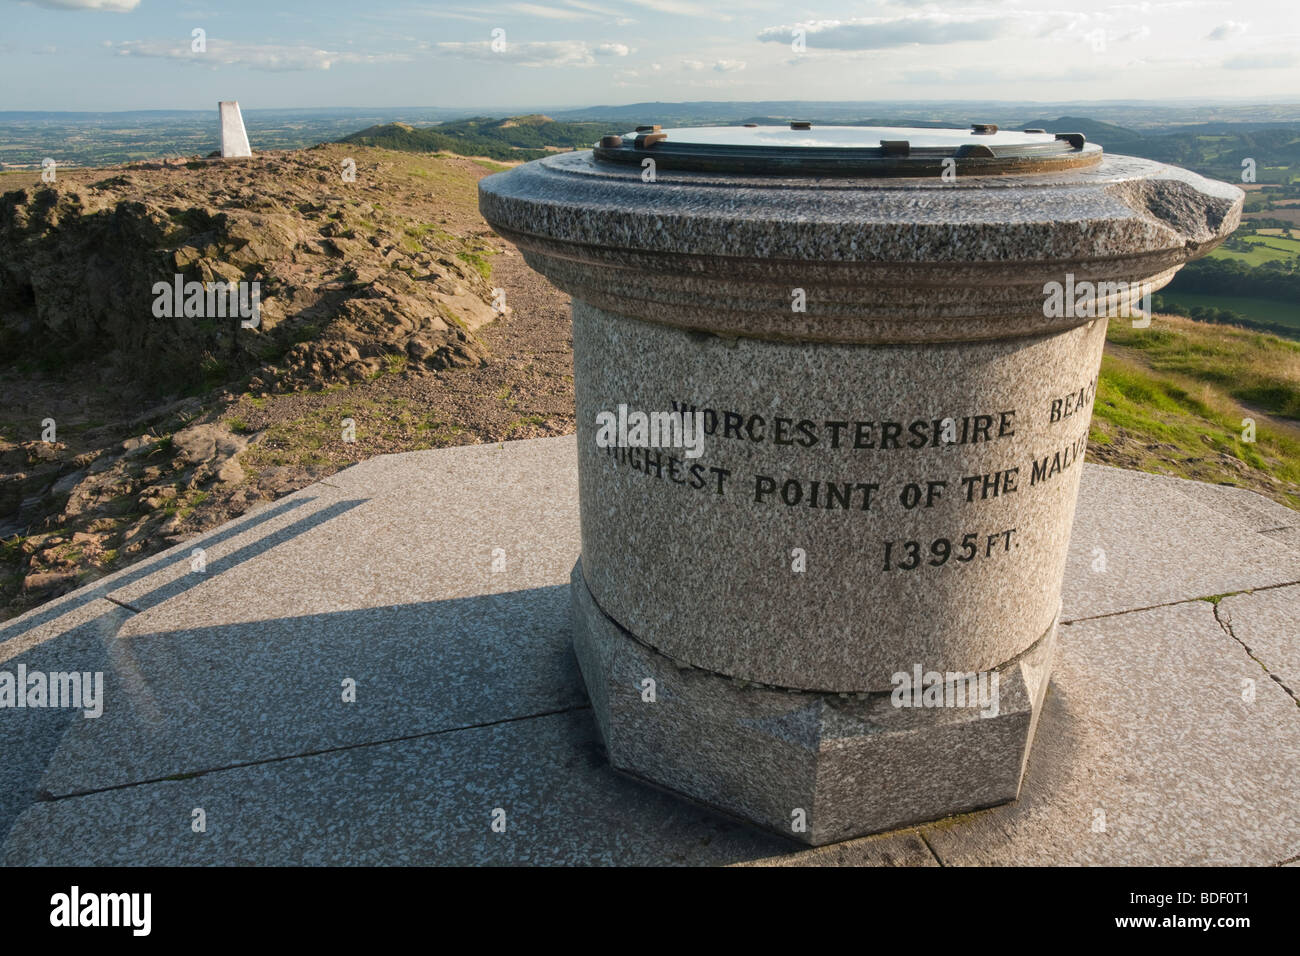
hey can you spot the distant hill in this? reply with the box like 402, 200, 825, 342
544, 100, 1300, 128
340, 116, 609, 161
1017, 116, 1147, 153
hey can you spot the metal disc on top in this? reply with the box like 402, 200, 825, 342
593, 123, 1100, 176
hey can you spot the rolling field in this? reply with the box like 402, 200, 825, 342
1155, 292, 1300, 333
1208, 234, 1300, 266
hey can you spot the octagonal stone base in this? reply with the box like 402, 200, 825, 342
571, 560, 1057, 846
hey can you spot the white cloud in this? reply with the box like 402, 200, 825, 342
1224, 51, 1296, 69
112, 39, 410, 71
21, 0, 139, 10
435, 39, 625, 68
756, 6, 1230, 53
506, 0, 633, 20
758, 14, 1015, 51
1207, 20, 1249, 41
506, 3, 588, 20
680, 57, 745, 72
620, 0, 731, 22
1113, 25, 1152, 43
567, 0, 632, 18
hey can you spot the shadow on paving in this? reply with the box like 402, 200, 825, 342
0, 495, 323, 643
0, 496, 366, 844
2, 577, 824, 864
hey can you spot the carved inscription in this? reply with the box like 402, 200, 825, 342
597, 375, 1099, 576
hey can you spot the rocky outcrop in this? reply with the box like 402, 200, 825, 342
0, 145, 509, 617
0, 146, 496, 395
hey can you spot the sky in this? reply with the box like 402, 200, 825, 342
3, 0, 1299, 112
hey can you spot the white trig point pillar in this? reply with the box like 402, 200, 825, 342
218, 101, 252, 158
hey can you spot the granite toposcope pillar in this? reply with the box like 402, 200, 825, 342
478, 124, 1242, 845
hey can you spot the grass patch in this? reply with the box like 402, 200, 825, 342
456, 241, 496, 280
1153, 293, 1300, 336
437, 304, 468, 332
241, 394, 468, 472
0, 536, 26, 563
1107, 314, 1300, 418
504, 415, 548, 438
1198, 591, 1244, 605
1094, 313, 1300, 509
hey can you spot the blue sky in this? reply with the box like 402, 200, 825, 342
3, 0, 1299, 111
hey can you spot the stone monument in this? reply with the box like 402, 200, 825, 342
219, 101, 252, 159
478, 124, 1242, 845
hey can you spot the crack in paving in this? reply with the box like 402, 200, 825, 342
1061, 579, 1300, 626
1212, 600, 1299, 706
37, 702, 593, 803
918, 829, 945, 867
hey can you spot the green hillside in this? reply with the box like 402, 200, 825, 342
340, 115, 609, 161
1093, 313, 1300, 509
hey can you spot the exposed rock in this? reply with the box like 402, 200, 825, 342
216, 457, 245, 485
0, 145, 549, 623
21, 571, 78, 594
50, 469, 87, 497
172, 422, 248, 467
0, 148, 496, 395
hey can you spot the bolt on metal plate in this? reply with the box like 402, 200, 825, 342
591, 124, 1099, 177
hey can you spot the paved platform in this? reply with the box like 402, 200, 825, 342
1, 436, 1297, 865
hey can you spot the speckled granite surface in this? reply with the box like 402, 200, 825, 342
480, 147, 1249, 839
573, 303, 1104, 691
572, 560, 1057, 846
1, 437, 1296, 865
478, 150, 1242, 342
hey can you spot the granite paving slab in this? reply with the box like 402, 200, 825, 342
734, 830, 939, 867
104, 495, 370, 615
1261, 526, 1300, 552
106, 436, 580, 618
36, 438, 583, 795
1063, 464, 1300, 621
920, 602, 1300, 866
1216, 584, 1300, 700
0, 492, 335, 644
2, 437, 1298, 865
1115, 468, 1299, 534
38, 587, 584, 796
0, 600, 133, 844
3, 709, 917, 866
